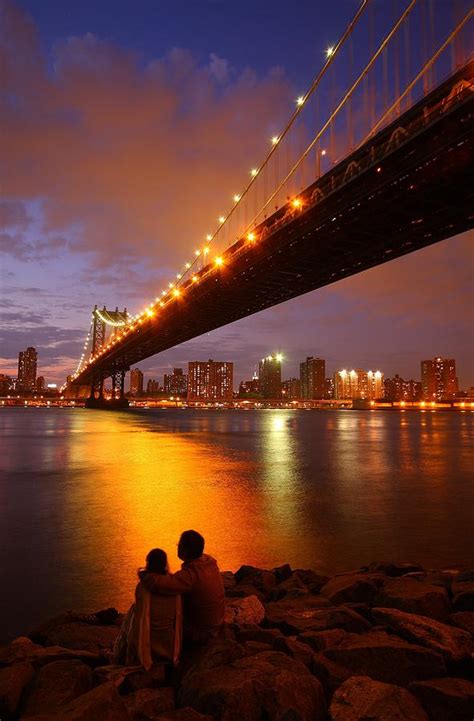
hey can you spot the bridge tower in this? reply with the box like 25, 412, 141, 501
86, 305, 130, 409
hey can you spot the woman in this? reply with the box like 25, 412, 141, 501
114, 549, 182, 669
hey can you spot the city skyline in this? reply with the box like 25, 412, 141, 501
0, 1, 473, 391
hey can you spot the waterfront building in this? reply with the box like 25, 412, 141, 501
384, 374, 404, 401
324, 377, 334, 399
334, 369, 384, 400
129, 368, 144, 395
164, 368, 188, 396
258, 354, 282, 399
17, 347, 37, 393
300, 356, 325, 399
146, 379, 162, 395
238, 374, 260, 397
403, 379, 423, 402
188, 360, 233, 401
0, 374, 12, 395
421, 357, 458, 400
36, 376, 45, 393
281, 377, 301, 400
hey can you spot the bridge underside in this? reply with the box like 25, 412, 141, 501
74, 64, 474, 386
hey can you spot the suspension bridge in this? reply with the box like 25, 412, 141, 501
65, 0, 474, 407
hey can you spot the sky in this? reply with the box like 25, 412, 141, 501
1, 0, 473, 389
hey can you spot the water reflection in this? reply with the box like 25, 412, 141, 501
0, 408, 473, 642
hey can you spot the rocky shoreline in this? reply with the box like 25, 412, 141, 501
1, 561, 473, 720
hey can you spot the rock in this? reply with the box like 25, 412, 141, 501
374, 577, 450, 620
224, 595, 265, 625
179, 650, 326, 721
94, 608, 120, 625
94, 664, 165, 693
272, 635, 315, 668
452, 582, 474, 611
221, 572, 236, 590
368, 561, 425, 577
457, 569, 474, 582
321, 573, 384, 605
315, 629, 446, 690
124, 687, 175, 719
21, 660, 93, 717
39, 622, 120, 654
0, 662, 35, 719
154, 709, 213, 721
410, 677, 474, 721
268, 572, 310, 601
0, 637, 100, 669
372, 607, 473, 663
232, 624, 283, 646
272, 564, 292, 584
330, 675, 429, 720
299, 629, 348, 652
448, 611, 474, 636
234, 566, 277, 596
25, 681, 129, 721
224, 585, 265, 602
291, 569, 330, 593
264, 597, 369, 635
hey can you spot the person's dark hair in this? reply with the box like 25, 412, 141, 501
138, 548, 168, 577
178, 530, 205, 561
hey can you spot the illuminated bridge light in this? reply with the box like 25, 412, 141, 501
218, 216, 225, 224
192, 275, 198, 283
271, 135, 279, 145
168, 282, 174, 288
215, 256, 223, 267
206, 234, 212, 241
146, 309, 154, 317
326, 46, 334, 57
203, 246, 209, 255
296, 96, 305, 106
321, 149, 327, 156
159, 301, 164, 307
173, 288, 181, 297
275, 353, 283, 362
233, 194, 241, 203
195, 249, 201, 256
185, 262, 191, 269
247, 232, 256, 242
251, 168, 258, 177
292, 198, 302, 209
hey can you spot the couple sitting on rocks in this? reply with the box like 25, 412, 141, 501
114, 529, 225, 669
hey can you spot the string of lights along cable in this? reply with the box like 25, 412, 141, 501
66, 0, 474, 386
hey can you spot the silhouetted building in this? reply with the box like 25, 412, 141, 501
334, 369, 384, 400
403, 379, 422, 402
146, 379, 162, 395
238, 375, 260, 397
164, 368, 188, 396
18, 347, 37, 393
281, 378, 301, 400
0, 374, 12, 395
36, 376, 45, 393
258, 355, 282, 399
421, 357, 458, 400
188, 360, 233, 401
129, 368, 144, 395
300, 356, 325, 399
384, 374, 404, 401
324, 378, 334, 399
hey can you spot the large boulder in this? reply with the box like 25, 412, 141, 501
299, 629, 348, 652
234, 566, 277, 597
25, 682, 129, 721
314, 630, 446, 690
232, 624, 283, 646
330, 675, 429, 720
452, 582, 474, 612
124, 687, 175, 719
264, 598, 369, 635
372, 607, 473, 662
410, 677, 474, 721
179, 650, 326, 721
292, 569, 330, 593
224, 595, 265, 625
272, 635, 316, 668
448, 611, 474, 636
374, 577, 450, 620
37, 622, 120, 655
21, 660, 92, 717
368, 561, 425, 577
0, 662, 34, 719
221, 572, 236, 591
0, 637, 100, 669
320, 573, 384, 605
268, 573, 311, 601
94, 663, 165, 693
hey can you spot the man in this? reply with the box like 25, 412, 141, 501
140, 530, 225, 645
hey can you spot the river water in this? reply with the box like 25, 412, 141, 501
0, 407, 473, 642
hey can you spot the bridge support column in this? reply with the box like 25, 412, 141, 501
119, 371, 126, 400
85, 371, 129, 410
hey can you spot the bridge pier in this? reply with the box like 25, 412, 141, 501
85, 371, 129, 410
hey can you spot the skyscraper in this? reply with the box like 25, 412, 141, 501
17, 347, 37, 393
334, 369, 384, 400
281, 377, 301, 400
421, 357, 458, 400
187, 360, 233, 401
129, 368, 144, 395
258, 355, 282, 399
164, 368, 188, 396
300, 356, 325, 399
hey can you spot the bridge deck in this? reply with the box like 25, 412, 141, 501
73, 63, 474, 385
